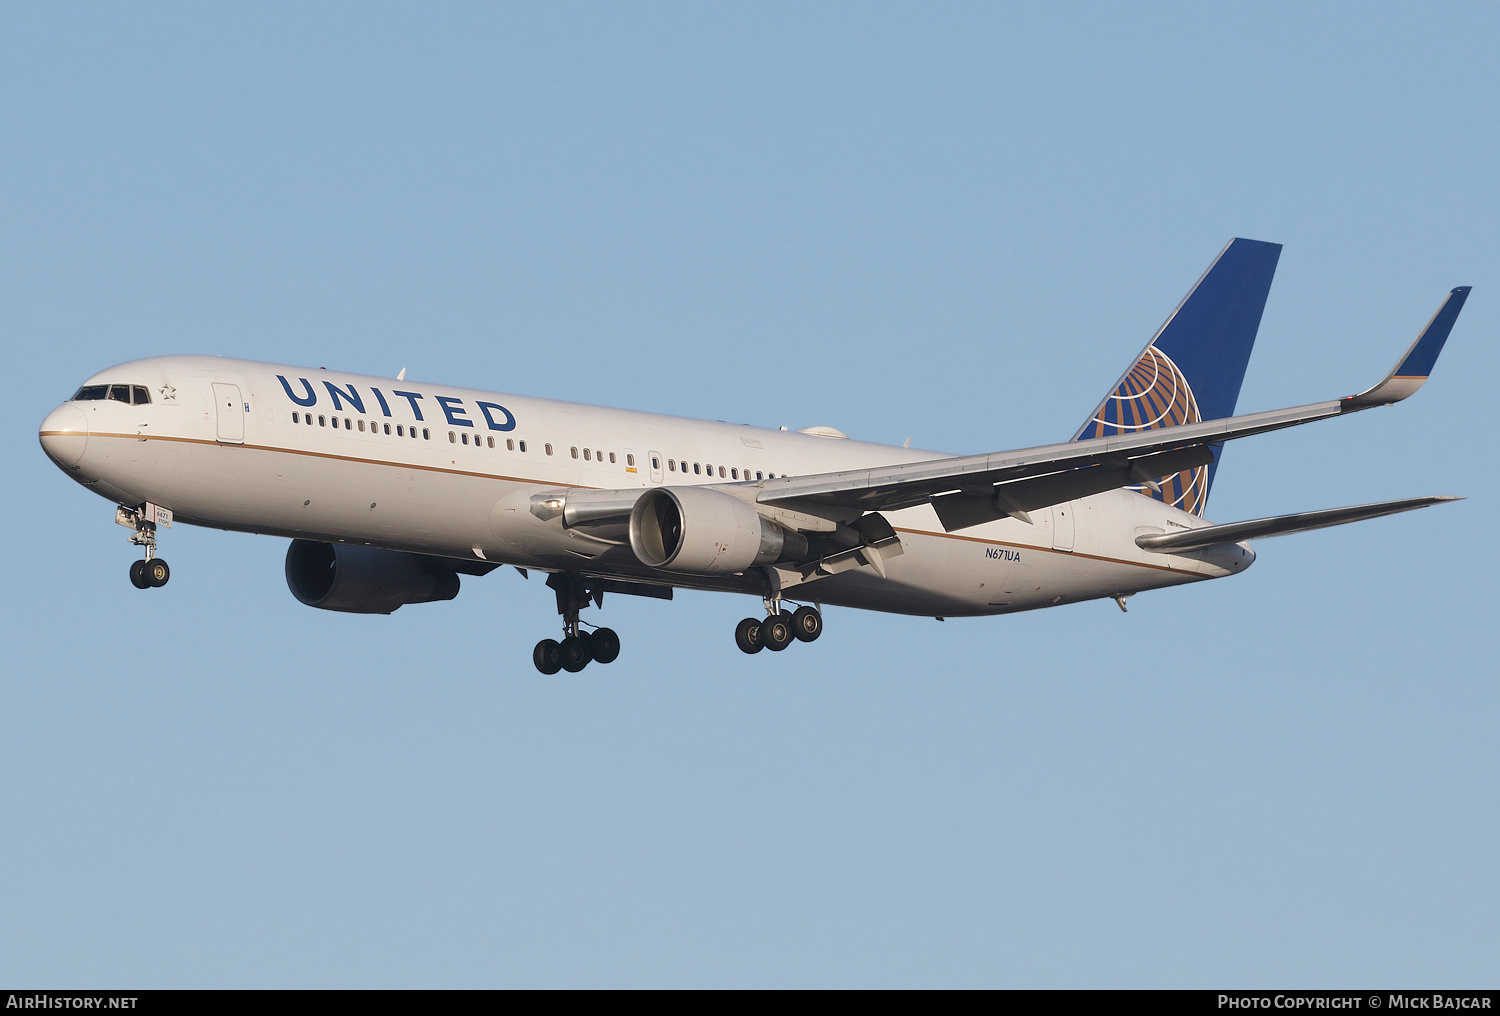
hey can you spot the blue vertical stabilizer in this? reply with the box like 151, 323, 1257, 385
1074, 237, 1282, 515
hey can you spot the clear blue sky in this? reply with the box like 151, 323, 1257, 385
3, 2, 1496, 987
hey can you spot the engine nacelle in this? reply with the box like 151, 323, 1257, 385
629, 486, 807, 574
285, 540, 461, 614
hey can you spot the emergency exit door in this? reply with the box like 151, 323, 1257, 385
213, 383, 244, 444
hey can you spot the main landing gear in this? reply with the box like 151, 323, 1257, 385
118, 506, 171, 590
533, 573, 621, 675
734, 600, 822, 655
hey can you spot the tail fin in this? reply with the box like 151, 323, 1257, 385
1073, 237, 1282, 515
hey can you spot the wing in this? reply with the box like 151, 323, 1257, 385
758, 287, 1470, 531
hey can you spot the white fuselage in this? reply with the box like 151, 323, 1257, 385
39, 355, 1253, 616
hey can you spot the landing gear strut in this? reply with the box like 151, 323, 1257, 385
118, 506, 170, 589
735, 598, 822, 656
533, 573, 620, 675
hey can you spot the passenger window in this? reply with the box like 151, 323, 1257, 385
450, 432, 457, 444
650, 456, 658, 469
693, 463, 701, 475
668, 459, 676, 471
545, 443, 553, 456
731, 468, 738, 479
292, 412, 300, 424
487, 437, 494, 448
345, 419, 352, 430
506, 439, 514, 450
583, 448, 590, 461
72, 385, 108, 401
756, 472, 763, 480
397, 425, 404, 436
306, 414, 313, 425
571, 447, 579, 459
519, 440, 527, 452
383, 424, 391, 435
623, 453, 630, 465
319, 416, 326, 426
719, 466, 726, 478
132, 386, 151, 405
421, 428, 428, 439
357, 419, 364, 431
108, 385, 132, 403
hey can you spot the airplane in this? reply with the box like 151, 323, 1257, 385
37, 239, 1469, 674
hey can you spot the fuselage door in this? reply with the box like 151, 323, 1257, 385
648, 450, 663, 484
1051, 501, 1075, 552
212, 383, 245, 445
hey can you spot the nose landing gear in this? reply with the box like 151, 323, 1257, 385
533, 573, 620, 675
735, 599, 822, 655
118, 506, 170, 589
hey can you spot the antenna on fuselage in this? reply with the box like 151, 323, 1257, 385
396, 368, 406, 380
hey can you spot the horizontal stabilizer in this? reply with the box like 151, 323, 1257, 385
1134, 496, 1461, 553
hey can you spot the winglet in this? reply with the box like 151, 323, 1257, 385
1343, 286, 1470, 410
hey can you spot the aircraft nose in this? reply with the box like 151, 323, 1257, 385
39, 404, 88, 468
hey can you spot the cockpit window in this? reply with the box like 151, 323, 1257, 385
72, 383, 153, 404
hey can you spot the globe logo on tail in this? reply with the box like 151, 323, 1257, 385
1080, 346, 1209, 515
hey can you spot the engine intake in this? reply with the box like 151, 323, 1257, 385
629, 487, 807, 574
285, 540, 461, 614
